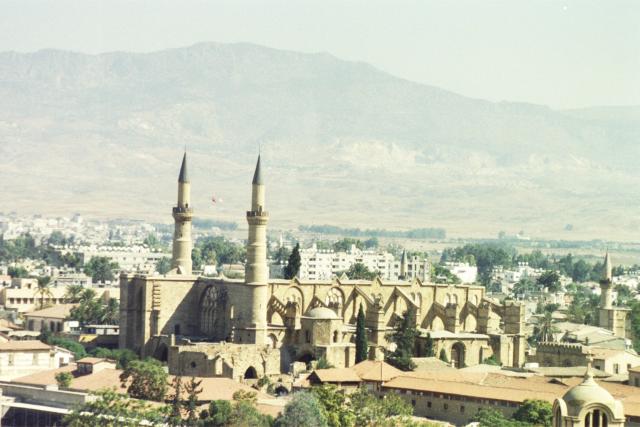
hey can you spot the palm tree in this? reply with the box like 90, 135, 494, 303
79, 288, 97, 303
34, 277, 53, 309
538, 311, 555, 343
64, 284, 84, 303
101, 298, 119, 325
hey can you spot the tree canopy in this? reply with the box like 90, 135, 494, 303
84, 256, 119, 282
386, 307, 418, 371
119, 358, 168, 401
345, 263, 377, 280
284, 243, 301, 280
275, 391, 327, 427
191, 236, 246, 271
355, 304, 368, 363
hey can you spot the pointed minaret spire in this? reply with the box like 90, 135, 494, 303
603, 250, 612, 282
600, 251, 613, 310
171, 152, 193, 274
178, 152, 189, 183
252, 154, 263, 185
244, 154, 269, 343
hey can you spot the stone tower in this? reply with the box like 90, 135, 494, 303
400, 250, 408, 279
244, 155, 269, 343
553, 354, 625, 426
171, 152, 193, 274
598, 251, 630, 338
600, 251, 613, 310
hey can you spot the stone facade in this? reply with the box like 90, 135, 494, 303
119, 155, 527, 378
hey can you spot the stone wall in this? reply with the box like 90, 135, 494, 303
382, 387, 520, 426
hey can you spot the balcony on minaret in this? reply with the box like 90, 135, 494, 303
173, 206, 193, 219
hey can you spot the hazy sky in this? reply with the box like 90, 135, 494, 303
2, 0, 639, 109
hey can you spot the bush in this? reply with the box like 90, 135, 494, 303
316, 357, 334, 369
276, 392, 327, 427
513, 399, 552, 426
483, 355, 500, 366
55, 372, 73, 388
49, 337, 87, 360
119, 358, 168, 401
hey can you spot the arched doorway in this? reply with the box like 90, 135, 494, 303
155, 344, 168, 362
244, 366, 258, 379
451, 342, 466, 368
274, 385, 289, 396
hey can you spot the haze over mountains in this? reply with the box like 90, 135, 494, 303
1, 42, 639, 240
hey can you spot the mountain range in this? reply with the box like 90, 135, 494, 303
1, 42, 639, 240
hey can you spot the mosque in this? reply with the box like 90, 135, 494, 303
553, 354, 627, 427
119, 153, 528, 380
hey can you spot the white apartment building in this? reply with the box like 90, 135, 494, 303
0, 341, 73, 380
299, 244, 430, 281
444, 262, 478, 284
71, 245, 170, 273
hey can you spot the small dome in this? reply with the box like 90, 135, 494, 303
305, 307, 339, 320
562, 376, 616, 416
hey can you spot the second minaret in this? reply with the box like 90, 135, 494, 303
245, 155, 269, 336
171, 152, 193, 274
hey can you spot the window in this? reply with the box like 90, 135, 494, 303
411, 400, 416, 407
8, 354, 14, 366
427, 401, 432, 408
190, 362, 196, 369
444, 404, 448, 411
305, 330, 310, 343
614, 364, 620, 374
460, 406, 465, 413
174, 324, 181, 335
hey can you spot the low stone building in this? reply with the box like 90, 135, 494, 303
553, 358, 626, 426
76, 357, 116, 375
0, 341, 73, 380
628, 365, 640, 387
382, 368, 639, 426
24, 304, 78, 333
534, 342, 640, 376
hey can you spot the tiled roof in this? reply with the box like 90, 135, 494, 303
383, 371, 640, 417
77, 357, 111, 365
309, 368, 362, 383
351, 360, 403, 381
13, 365, 272, 402
0, 341, 52, 351
25, 304, 76, 319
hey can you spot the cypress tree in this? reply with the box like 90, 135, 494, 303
284, 243, 301, 279
424, 333, 435, 357
386, 307, 417, 371
439, 348, 449, 363
355, 304, 368, 363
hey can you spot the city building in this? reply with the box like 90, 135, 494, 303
119, 154, 527, 381
298, 245, 430, 281
0, 341, 72, 380
24, 304, 78, 333
553, 356, 626, 426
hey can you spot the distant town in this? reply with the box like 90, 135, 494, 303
2, 189, 640, 426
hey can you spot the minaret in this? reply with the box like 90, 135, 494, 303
600, 251, 613, 309
171, 152, 193, 274
244, 155, 269, 342
400, 250, 408, 279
